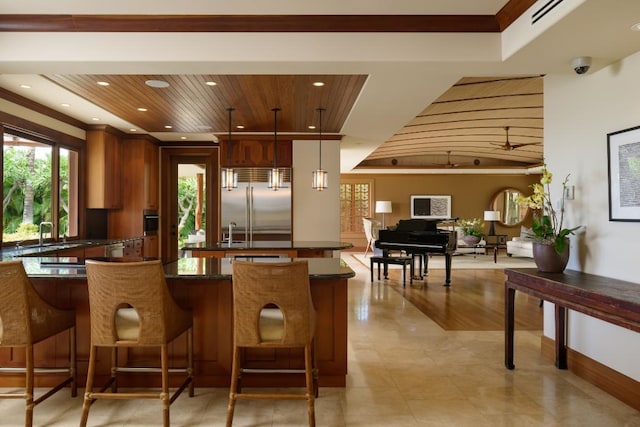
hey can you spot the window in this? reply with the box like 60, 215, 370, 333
2, 131, 79, 244
340, 179, 373, 234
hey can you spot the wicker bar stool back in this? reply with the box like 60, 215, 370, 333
81, 259, 194, 427
0, 260, 77, 427
226, 260, 317, 427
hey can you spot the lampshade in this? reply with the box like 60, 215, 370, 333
484, 210, 501, 221
312, 169, 328, 191
375, 201, 392, 214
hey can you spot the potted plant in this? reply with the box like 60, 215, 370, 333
459, 218, 484, 245
516, 165, 582, 272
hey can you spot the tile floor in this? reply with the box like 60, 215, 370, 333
1, 255, 639, 426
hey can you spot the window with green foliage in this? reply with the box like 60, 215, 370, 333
2, 132, 79, 244
340, 179, 372, 234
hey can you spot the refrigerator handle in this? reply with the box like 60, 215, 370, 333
249, 186, 254, 243
245, 186, 250, 242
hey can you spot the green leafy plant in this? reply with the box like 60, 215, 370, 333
516, 165, 581, 254
459, 218, 484, 238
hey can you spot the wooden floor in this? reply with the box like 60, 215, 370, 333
356, 253, 543, 331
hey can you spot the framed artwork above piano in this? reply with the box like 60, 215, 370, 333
410, 195, 451, 219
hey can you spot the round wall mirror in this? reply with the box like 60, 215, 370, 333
490, 188, 529, 227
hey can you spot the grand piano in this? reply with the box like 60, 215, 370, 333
375, 218, 457, 286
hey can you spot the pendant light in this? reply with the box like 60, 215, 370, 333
221, 107, 238, 191
312, 107, 328, 191
268, 107, 284, 190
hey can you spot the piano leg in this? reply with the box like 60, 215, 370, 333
444, 254, 452, 286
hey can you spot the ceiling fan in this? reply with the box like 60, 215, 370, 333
430, 151, 477, 168
492, 126, 540, 151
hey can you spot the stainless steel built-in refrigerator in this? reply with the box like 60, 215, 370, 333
221, 167, 292, 242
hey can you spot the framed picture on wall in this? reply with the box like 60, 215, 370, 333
410, 195, 451, 219
607, 125, 640, 221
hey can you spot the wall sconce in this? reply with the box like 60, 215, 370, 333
484, 210, 501, 236
375, 201, 392, 229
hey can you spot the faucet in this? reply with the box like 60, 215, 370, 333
228, 222, 236, 247
39, 221, 54, 246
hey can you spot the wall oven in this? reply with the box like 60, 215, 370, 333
143, 211, 159, 236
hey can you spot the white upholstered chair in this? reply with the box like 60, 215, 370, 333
362, 217, 381, 257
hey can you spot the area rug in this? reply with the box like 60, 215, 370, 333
350, 252, 536, 270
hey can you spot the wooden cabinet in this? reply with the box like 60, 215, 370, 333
84, 245, 107, 258
109, 137, 159, 238
86, 128, 122, 209
143, 235, 159, 258
143, 140, 159, 210
220, 138, 292, 167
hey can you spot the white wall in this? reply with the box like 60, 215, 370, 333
543, 51, 640, 381
292, 139, 340, 242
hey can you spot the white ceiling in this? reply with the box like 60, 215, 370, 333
1, 0, 640, 174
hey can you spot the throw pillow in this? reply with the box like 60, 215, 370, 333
520, 226, 534, 240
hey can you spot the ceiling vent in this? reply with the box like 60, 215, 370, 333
531, 0, 565, 25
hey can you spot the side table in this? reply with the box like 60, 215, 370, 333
484, 234, 508, 263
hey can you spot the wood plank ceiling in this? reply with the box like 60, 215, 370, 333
44, 74, 367, 138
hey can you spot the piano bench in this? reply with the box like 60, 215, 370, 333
370, 256, 414, 287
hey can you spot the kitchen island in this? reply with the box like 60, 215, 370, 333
182, 240, 353, 258
2, 256, 354, 389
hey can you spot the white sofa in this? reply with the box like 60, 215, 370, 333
506, 226, 534, 258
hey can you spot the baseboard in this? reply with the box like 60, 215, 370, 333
541, 336, 640, 411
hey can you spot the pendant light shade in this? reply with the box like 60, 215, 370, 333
221, 107, 238, 191
312, 107, 328, 191
268, 107, 284, 190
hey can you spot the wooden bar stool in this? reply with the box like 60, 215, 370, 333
227, 260, 317, 426
81, 260, 194, 427
0, 260, 77, 427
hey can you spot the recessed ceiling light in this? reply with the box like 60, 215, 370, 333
20, 84, 31, 89
205, 81, 217, 86
145, 79, 170, 88
308, 125, 316, 130
97, 81, 110, 86
236, 125, 245, 129
60, 103, 70, 107
312, 81, 325, 87
137, 107, 148, 112
180, 136, 187, 140
91, 117, 100, 121
129, 128, 137, 132
164, 125, 173, 129
632, 22, 640, 31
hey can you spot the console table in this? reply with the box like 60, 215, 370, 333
504, 268, 640, 370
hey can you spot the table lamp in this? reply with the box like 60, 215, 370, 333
484, 210, 501, 236
375, 201, 392, 229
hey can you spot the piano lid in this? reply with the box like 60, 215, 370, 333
394, 219, 440, 232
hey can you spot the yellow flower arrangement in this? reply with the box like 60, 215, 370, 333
516, 165, 581, 254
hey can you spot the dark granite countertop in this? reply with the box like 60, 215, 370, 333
182, 240, 353, 251
1, 238, 140, 260
19, 255, 355, 280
